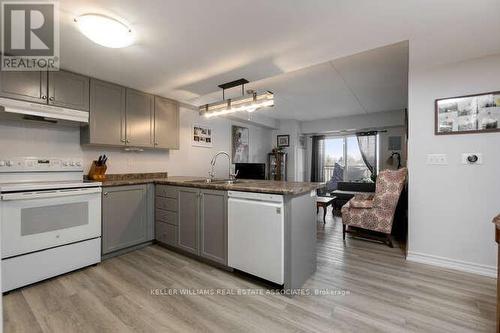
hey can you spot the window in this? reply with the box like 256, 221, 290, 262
323, 138, 344, 181
323, 134, 378, 182
346, 136, 372, 181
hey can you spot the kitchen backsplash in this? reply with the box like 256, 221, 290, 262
0, 107, 273, 176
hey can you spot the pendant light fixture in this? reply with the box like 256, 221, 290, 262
199, 79, 274, 118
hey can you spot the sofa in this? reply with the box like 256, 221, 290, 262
330, 181, 376, 213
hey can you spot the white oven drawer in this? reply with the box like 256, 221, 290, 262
1, 187, 102, 258
2, 238, 101, 292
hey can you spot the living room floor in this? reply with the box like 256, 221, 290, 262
3, 211, 496, 333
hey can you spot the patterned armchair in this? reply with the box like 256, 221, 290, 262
341, 168, 407, 247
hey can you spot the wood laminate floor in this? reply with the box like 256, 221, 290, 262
3, 212, 497, 332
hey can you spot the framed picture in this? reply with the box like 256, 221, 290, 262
298, 135, 306, 149
277, 134, 290, 147
435, 91, 500, 135
388, 136, 402, 151
232, 125, 249, 163
192, 124, 213, 147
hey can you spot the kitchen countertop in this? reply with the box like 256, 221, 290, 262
100, 174, 324, 195
94, 172, 169, 186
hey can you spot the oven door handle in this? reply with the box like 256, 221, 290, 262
0, 187, 102, 201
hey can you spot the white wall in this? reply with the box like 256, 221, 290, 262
301, 110, 404, 134
0, 106, 273, 178
407, 53, 500, 276
272, 119, 302, 181
379, 127, 406, 170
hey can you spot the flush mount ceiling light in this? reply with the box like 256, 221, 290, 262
74, 14, 133, 48
199, 79, 274, 118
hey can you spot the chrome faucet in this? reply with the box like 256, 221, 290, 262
209, 151, 238, 181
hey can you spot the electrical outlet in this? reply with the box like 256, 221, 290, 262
426, 154, 448, 165
461, 153, 483, 165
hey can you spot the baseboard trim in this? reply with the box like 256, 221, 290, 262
406, 251, 496, 278
101, 241, 153, 261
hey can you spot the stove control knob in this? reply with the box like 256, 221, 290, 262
63, 161, 69, 166
6, 160, 13, 167
0, 160, 5, 167
75, 161, 82, 167
70, 161, 76, 166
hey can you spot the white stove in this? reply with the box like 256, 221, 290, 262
0, 157, 101, 190
0, 157, 102, 292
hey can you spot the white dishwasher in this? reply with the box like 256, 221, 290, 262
227, 191, 284, 284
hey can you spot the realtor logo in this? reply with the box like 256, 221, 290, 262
1, 1, 59, 71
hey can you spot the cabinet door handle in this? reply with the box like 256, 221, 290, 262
41, 95, 47, 100
126, 139, 130, 143
103, 192, 108, 196
49, 96, 54, 101
154, 142, 159, 146
120, 139, 126, 143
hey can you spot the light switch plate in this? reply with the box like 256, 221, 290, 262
427, 154, 448, 165
461, 153, 483, 165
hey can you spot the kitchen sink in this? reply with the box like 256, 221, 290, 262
187, 179, 213, 184
213, 179, 239, 185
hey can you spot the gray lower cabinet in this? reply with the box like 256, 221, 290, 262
48, 71, 90, 111
0, 71, 47, 103
177, 187, 200, 255
102, 184, 154, 255
155, 185, 178, 247
155, 186, 227, 265
199, 189, 227, 264
126, 89, 154, 147
154, 96, 179, 149
82, 79, 126, 146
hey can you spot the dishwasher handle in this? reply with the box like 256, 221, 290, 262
227, 191, 283, 203
228, 197, 284, 211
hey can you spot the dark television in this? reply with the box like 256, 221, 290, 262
235, 163, 266, 180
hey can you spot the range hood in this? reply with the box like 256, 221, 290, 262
0, 97, 89, 125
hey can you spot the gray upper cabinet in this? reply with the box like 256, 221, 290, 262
102, 185, 151, 255
154, 96, 179, 149
85, 79, 126, 146
177, 187, 199, 255
0, 69, 178, 150
0, 71, 47, 103
200, 189, 227, 265
48, 71, 89, 111
126, 89, 153, 147
0, 70, 89, 111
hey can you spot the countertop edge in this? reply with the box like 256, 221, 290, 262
100, 178, 324, 195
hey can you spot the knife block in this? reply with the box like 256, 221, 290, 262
88, 161, 107, 181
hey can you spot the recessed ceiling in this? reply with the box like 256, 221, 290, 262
193, 42, 409, 121
59, 0, 500, 113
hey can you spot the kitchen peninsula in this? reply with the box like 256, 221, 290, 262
100, 173, 323, 291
